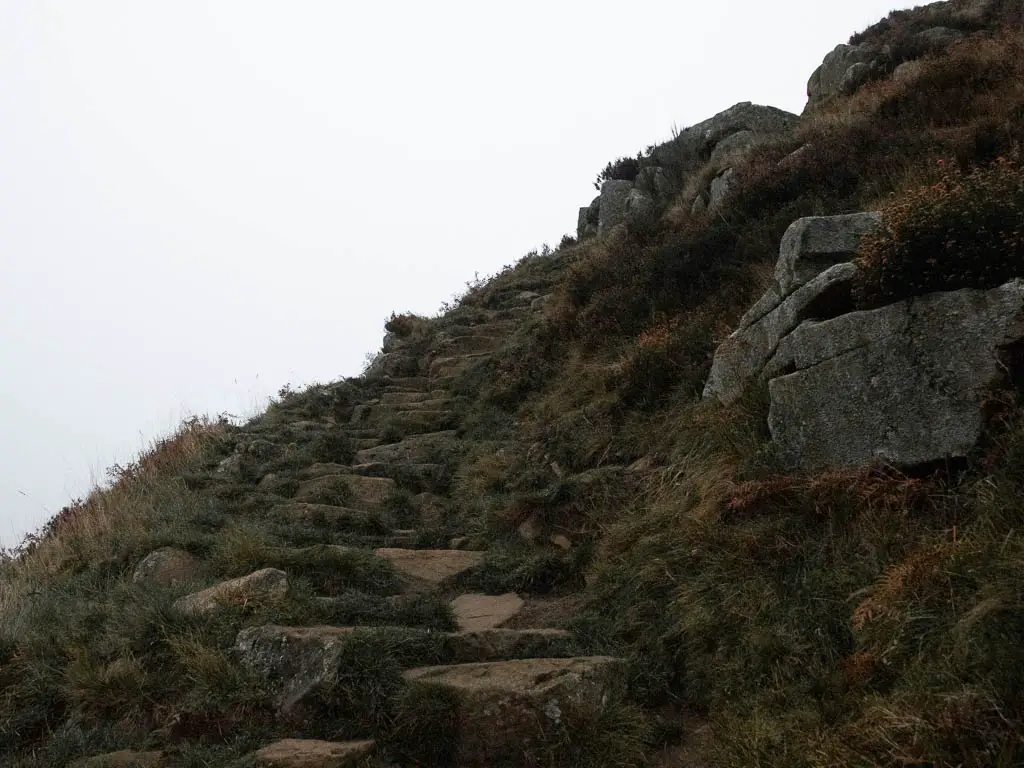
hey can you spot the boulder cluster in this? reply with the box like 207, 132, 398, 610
704, 213, 1024, 470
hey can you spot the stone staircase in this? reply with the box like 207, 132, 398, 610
83, 291, 623, 766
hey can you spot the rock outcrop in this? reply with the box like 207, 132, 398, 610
578, 102, 798, 238
703, 213, 883, 405
769, 279, 1024, 469
705, 210, 1024, 471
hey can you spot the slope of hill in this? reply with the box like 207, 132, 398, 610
4, 1, 1024, 765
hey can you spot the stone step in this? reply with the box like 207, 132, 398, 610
429, 375, 456, 391
355, 430, 459, 465
294, 474, 396, 510
450, 593, 524, 631
382, 409, 458, 435
389, 397, 453, 412
374, 548, 484, 589
253, 738, 376, 767
236, 624, 577, 719
432, 334, 501, 356
400, 657, 625, 766
428, 353, 490, 380
379, 391, 435, 405
383, 376, 430, 391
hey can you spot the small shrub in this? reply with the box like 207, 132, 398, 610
613, 314, 717, 407
594, 155, 642, 190
853, 155, 1024, 308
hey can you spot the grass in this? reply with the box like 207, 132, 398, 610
4, 11, 1024, 767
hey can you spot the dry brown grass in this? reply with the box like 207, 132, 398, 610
0, 417, 227, 614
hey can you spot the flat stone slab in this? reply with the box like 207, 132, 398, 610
374, 548, 484, 587
172, 568, 288, 617
403, 656, 621, 695
401, 657, 625, 766
450, 593, 524, 631
253, 738, 376, 767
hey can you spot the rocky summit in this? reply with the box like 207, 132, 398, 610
4, 0, 1024, 765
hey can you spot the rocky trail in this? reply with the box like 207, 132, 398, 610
75, 284, 621, 767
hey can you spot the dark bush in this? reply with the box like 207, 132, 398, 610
853, 155, 1024, 308
594, 155, 642, 190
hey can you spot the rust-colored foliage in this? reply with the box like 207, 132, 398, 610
854, 154, 1024, 307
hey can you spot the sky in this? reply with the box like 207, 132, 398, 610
0, 0, 916, 549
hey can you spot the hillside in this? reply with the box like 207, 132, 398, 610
4, 1, 1024, 765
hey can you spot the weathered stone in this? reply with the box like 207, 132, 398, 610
778, 143, 813, 170
776, 212, 883, 297
69, 751, 165, 768
577, 195, 601, 240
769, 279, 1024, 470
708, 168, 736, 213
550, 534, 573, 550
451, 593, 524, 631
132, 547, 201, 586
429, 353, 489, 380
597, 179, 634, 234
647, 102, 797, 193
374, 548, 484, 588
708, 129, 757, 167
840, 61, 872, 94
626, 187, 653, 219
737, 283, 784, 331
253, 739, 376, 768
806, 43, 877, 109
704, 263, 859, 405
634, 166, 672, 198
172, 569, 288, 617
356, 431, 459, 465
691, 194, 707, 214
235, 625, 357, 712
402, 657, 624, 766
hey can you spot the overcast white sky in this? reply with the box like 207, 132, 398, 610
1, 1, 915, 548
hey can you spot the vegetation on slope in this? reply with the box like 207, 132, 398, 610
4, 7, 1024, 766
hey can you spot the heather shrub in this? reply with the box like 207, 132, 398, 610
853, 155, 1024, 308
594, 154, 642, 189
612, 314, 717, 408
